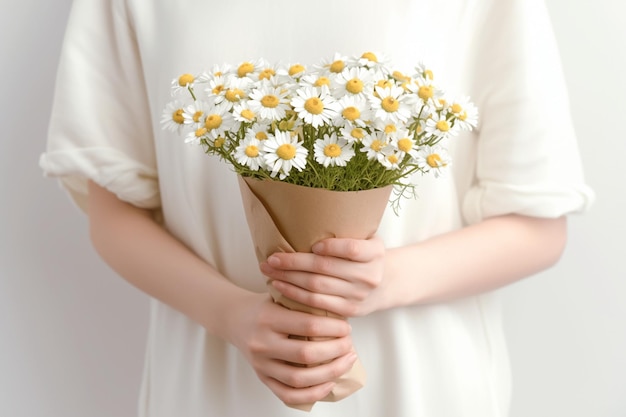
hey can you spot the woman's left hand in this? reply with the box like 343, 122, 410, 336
259, 236, 387, 318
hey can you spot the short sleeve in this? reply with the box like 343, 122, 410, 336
461, 0, 594, 224
39, 0, 160, 212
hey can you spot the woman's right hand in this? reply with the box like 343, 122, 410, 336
223, 292, 357, 406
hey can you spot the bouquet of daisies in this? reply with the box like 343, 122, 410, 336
162, 51, 477, 211
162, 52, 477, 411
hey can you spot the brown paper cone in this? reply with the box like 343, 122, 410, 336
238, 176, 391, 411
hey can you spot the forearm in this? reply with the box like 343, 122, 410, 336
381, 214, 568, 308
86, 181, 251, 339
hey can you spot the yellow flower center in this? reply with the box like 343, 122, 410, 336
178, 73, 195, 86
330, 60, 345, 73
392, 71, 409, 82
324, 144, 342, 158
214, 137, 225, 148
192, 111, 204, 123
346, 78, 364, 94
237, 62, 254, 78
276, 143, 296, 160
451, 103, 463, 114
255, 131, 268, 140
376, 79, 393, 89
436, 120, 450, 132
304, 97, 324, 115
371, 139, 384, 152
212, 85, 224, 95
261, 95, 279, 108
259, 68, 276, 80
289, 64, 305, 76
384, 124, 397, 134
314, 77, 331, 87
225, 88, 245, 102
245, 145, 259, 157
398, 138, 413, 152
418, 86, 434, 100
351, 128, 365, 140
425, 69, 434, 80
387, 154, 399, 164
241, 109, 255, 121
342, 106, 360, 121
381, 96, 400, 113
172, 109, 184, 124
195, 127, 207, 137
205, 114, 223, 130
460, 111, 468, 121
361, 52, 378, 62
426, 153, 443, 168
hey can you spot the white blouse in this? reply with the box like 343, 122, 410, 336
40, 0, 593, 416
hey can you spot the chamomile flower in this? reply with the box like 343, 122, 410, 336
409, 75, 443, 105
316, 52, 349, 75
413, 62, 435, 81
300, 73, 334, 89
334, 95, 372, 128
279, 63, 307, 79
369, 85, 414, 124
332, 66, 376, 99
235, 136, 266, 171
415, 145, 451, 177
391, 129, 419, 159
361, 131, 392, 161
246, 122, 272, 142
353, 51, 391, 75
379, 149, 404, 170
339, 124, 370, 144
161, 100, 186, 132
171, 73, 198, 95
291, 86, 340, 128
425, 112, 458, 139
205, 74, 228, 99
314, 133, 355, 167
182, 101, 210, 128
233, 101, 257, 123
202, 103, 237, 139
214, 76, 253, 108
447, 96, 479, 130
263, 130, 308, 179
235, 59, 263, 79
248, 83, 292, 122
184, 126, 209, 145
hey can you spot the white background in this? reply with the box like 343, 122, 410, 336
1, 1, 624, 416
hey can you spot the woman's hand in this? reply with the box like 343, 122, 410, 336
259, 236, 387, 318
224, 291, 357, 407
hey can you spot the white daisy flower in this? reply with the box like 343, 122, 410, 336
214, 76, 253, 108
352, 51, 391, 76
425, 113, 459, 139
408, 76, 443, 105
361, 131, 392, 161
339, 124, 370, 144
390, 129, 419, 159
415, 145, 451, 177
413, 62, 435, 81
233, 101, 257, 123
448, 96, 479, 130
204, 74, 228, 99
235, 59, 264, 79
235, 136, 266, 171
369, 85, 414, 124
334, 95, 372, 128
314, 133, 355, 167
278, 63, 307, 79
315, 52, 349, 75
170, 73, 198, 95
246, 122, 272, 142
291, 86, 340, 128
248, 83, 292, 122
202, 102, 238, 139
184, 126, 209, 145
161, 100, 186, 133
182, 101, 210, 128
263, 130, 309, 179
300, 73, 334, 90
332, 66, 376, 99
379, 149, 404, 170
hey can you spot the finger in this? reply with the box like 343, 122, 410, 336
271, 280, 362, 315
272, 335, 354, 366
263, 378, 336, 407
267, 350, 358, 389
267, 306, 352, 338
312, 236, 384, 262
263, 252, 371, 282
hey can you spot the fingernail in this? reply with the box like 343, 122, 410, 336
311, 242, 323, 253
267, 255, 279, 266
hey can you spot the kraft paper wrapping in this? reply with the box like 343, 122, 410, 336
238, 176, 392, 411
